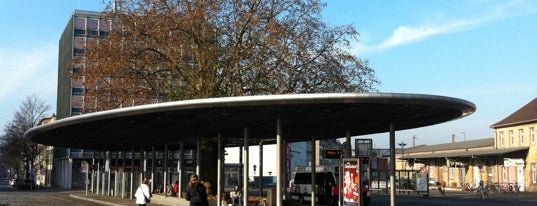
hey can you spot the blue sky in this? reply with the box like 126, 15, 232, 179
1, 0, 536, 150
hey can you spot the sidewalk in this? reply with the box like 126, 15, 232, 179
69, 191, 168, 206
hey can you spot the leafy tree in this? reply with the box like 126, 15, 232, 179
77, 0, 379, 112
0, 95, 51, 179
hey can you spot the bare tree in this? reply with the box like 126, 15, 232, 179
77, 0, 379, 112
0, 95, 51, 179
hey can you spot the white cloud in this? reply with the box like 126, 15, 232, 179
355, 0, 537, 54
376, 20, 477, 51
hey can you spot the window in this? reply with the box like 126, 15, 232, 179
500, 131, 505, 147
72, 88, 85, 95
74, 17, 86, 29
74, 37, 86, 56
532, 163, 536, 184
87, 18, 98, 36
509, 130, 514, 146
74, 17, 86, 36
73, 65, 81, 73
72, 76, 84, 88
71, 107, 83, 116
72, 95, 84, 108
99, 19, 111, 37
519, 129, 524, 146
531, 127, 535, 145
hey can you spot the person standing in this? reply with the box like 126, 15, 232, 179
230, 183, 243, 206
135, 179, 152, 206
361, 181, 370, 206
185, 174, 209, 206
173, 180, 179, 196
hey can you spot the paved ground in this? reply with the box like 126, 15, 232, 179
1, 184, 536, 206
367, 191, 537, 206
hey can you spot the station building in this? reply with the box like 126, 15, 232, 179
399, 97, 537, 192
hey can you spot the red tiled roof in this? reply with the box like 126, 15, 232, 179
491, 98, 537, 128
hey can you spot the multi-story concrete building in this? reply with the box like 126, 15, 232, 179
56, 10, 193, 190
56, 10, 110, 189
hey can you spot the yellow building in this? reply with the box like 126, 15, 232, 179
491, 98, 537, 192
399, 98, 537, 192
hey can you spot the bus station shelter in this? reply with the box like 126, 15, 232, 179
25, 93, 476, 206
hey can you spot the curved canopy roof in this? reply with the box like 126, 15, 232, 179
25, 93, 476, 150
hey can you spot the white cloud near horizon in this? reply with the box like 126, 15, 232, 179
355, 0, 537, 54
364, 19, 479, 53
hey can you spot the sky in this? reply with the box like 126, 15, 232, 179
1, 1, 536, 172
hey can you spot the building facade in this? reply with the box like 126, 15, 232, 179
400, 97, 537, 192
491, 97, 537, 192
56, 10, 111, 189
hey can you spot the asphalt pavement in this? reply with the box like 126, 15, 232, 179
1, 183, 537, 206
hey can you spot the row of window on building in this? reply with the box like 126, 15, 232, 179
497, 127, 536, 147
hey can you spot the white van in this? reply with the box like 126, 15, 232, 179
289, 166, 339, 205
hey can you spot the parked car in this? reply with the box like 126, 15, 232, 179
11, 178, 22, 188
16, 179, 35, 190
428, 178, 436, 186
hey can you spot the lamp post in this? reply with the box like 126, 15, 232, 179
398, 141, 407, 169
462, 132, 466, 141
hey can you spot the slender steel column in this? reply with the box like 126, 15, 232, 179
107, 151, 111, 196
91, 152, 95, 194
130, 148, 134, 200
102, 151, 105, 196
179, 141, 184, 196
114, 150, 119, 197
140, 147, 144, 185
164, 144, 168, 194
243, 127, 250, 206
152, 145, 156, 193
97, 151, 101, 195
259, 141, 263, 197
276, 117, 282, 206
389, 123, 396, 206
217, 133, 223, 206
122, 149, 126, 198
196, 138, 201, 175
311, 137, 316, 206
239, 145, 243, 186
346, 130, 351, 158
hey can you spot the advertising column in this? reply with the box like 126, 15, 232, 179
343, 159, 360, 205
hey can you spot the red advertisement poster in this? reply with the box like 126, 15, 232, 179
343, 159, 360, 205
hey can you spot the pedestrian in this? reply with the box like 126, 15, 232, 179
173, 180, 179, 196
362, 181, 370, 206
135, 179, 152, 206
185, 174, 209, 206
477, 180, 488, 199
230, 182, 243, 206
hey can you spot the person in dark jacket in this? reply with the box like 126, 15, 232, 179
185, 174, 209, 206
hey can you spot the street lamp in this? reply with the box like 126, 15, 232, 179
462, 132, 466, 141
399, 141, 407, 169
